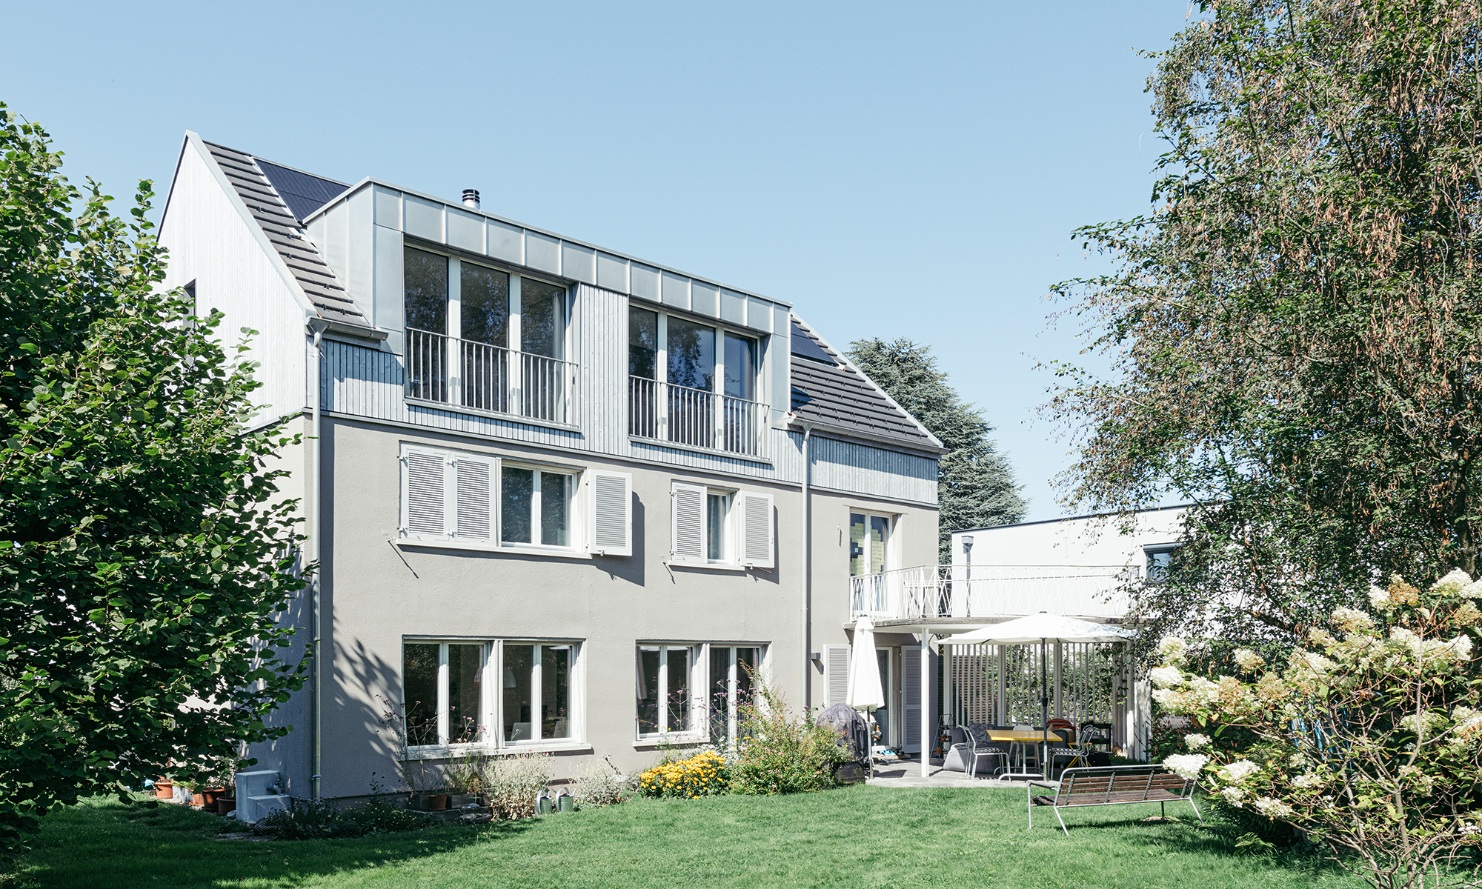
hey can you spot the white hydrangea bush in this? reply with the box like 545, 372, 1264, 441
1156, 572, 1482, 889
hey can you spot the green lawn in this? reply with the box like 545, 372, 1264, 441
15, 787, 1360, 889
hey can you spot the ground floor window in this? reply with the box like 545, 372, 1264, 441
636, 644, 697, 737
708, 645, 763, 746
402, 638, 581, 750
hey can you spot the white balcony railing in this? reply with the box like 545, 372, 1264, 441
628, 375, 767, 458
406, 328, 578, 425
848, 564, 1133, 621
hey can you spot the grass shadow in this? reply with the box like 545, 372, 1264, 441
16, 796, 534, 889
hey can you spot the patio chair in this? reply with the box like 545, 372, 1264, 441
1079, 721, 1114, 765
944, 723, 1009, 777
1013, 725, 1041, 772
1045, 718, 1083, 775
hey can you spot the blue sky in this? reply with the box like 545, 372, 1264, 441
2, 1, 1191, 520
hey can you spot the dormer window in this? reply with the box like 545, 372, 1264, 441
628, 307, 765, 457
403, 246, 575, 425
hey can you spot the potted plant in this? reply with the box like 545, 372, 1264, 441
152, 777, 174, 801
216, 795, 237, 816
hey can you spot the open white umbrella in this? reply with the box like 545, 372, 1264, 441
941, 613, 1134, 779
846, 616, 885, 776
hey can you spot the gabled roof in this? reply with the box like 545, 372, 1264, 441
789, 315, 942, 453
199, 141, 369, 328
181, 137, 940, 453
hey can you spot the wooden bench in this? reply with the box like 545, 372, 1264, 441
1027, 764, 1201, 834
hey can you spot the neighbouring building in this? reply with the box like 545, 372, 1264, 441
158, 133, 944, 802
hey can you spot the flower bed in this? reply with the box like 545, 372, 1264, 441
638, 751, 728, 798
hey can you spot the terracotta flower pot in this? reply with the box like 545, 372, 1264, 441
153, 780, 174, 801
411, 792, 451, 811
190, 791, 205, 808
216, 797, 237, 816
200, 787, 225, 808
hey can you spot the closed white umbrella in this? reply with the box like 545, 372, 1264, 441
941, 613, 1134, 779
846, 616, 885, 776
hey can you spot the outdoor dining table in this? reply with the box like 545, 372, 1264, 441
987, 728, 1062, 781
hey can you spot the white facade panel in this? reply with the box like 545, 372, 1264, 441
159, 141, 309, 422
561, 243, 597, 284
525, 232, 561, 275
446, 207, 485, 253
487, 218, 524, 264
404, 195, 444, 241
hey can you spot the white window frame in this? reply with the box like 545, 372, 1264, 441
500, 462, 577, 550
635, 643, 703, 741
705, 644, 766, 747
1142, 544, 1177, 583
848, 509, 897, 577
402, 637, 584, 755
628, 307, 764, 449
400, 444, 634, 558
404, 246, 573, 411
671, 482, 774, 569
493, 639, 583, 747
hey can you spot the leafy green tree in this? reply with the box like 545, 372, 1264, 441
0, 106, 307, 853
1050, 0, 1482, 657
848, 338, 1025, 556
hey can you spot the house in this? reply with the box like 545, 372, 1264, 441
841, 508, 1184, 771
157, 134, 944, 801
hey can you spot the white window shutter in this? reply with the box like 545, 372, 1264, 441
404, 448, 448, 537
671, 482, 706, 562
738, 491, 775, 568
588, 470, 632, 556
824, 645, 850, 707
454, 457, 493, 541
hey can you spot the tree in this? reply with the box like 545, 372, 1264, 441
0, 106, 307, 851
848, 338, 1025, 556
1154, 570, 1482, 889
1049, 0, 1482, 657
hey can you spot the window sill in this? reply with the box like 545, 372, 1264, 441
405, 741, 592, 760
629, 434, 772, 466
633, 735, 708, 750
395, 538, 592, 560
664, 560, 751, 573
405, 396, 581, 434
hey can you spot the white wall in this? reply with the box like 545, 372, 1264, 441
159, 140, 310, 424
954, 507, 1187, 574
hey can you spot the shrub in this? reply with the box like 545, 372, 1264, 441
480, 753, 552, 820
255, 796, 428, 840
730, 683, 850, 795
1153, 571, 1482, 889
571, 758, 633, 810
638, 751, 728, 799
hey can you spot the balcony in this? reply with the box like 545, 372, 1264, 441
406, 328, 578, 426
628, 376, 767, 458
848, 564, 1131, 622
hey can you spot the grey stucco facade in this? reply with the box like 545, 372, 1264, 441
158, 133, 942, 800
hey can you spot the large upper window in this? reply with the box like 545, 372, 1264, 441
401, 444, 632, 557
404, 246, 574, 424
403, 639, 581, 751
628, 307, 764, 456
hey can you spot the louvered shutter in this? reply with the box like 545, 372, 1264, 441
737, 491, 775, 568
404, 449, 448, 537
454, 457, 493, 541
671, 483, 706, 562
824, 645, 850, 707
588, 470, 632, 556
902, 646, 923, 754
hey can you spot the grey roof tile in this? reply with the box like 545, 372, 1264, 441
201, 141, 368, 328
789, 315, 940, 452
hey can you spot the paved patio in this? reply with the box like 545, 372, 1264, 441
864, 759, 1033, 789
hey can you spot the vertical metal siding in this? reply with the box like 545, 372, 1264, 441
810, 437, 938, 505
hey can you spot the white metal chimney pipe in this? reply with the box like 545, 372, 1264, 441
462, 189, 480, 209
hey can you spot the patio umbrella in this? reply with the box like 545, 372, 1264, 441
846, 616, 885, 777
941, 613, 1134, 780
